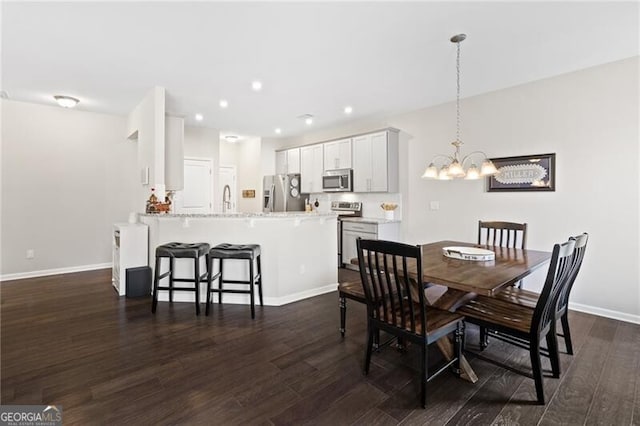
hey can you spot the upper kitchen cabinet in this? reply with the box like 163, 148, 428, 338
323, 138, 352, 171
352, 129, 399, 192
300, 144, 323, 193
276, 148, 301, 174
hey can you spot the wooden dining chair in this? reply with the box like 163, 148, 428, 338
491, 233, 589, 355
357, 238, 465, 408
458, 239, 576, 404
478, 220, 527, 249
479, 220, 528, 289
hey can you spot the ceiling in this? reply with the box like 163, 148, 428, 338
2, 2, 638, 139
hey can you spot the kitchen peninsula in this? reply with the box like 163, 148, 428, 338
140, 212, 338, 306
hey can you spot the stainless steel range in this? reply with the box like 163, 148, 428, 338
330, 201, 362, 267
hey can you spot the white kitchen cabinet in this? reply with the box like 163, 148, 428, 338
323, 138, 352, 171
352, 130, 399, 193
341, 220, 400, 269
300, 144, 324, 193
275, 148, 301, 175
112, 223, 149, 296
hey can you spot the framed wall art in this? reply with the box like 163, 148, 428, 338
487, 153, 555, 192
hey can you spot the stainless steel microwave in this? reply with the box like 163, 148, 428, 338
322, 169, 353, 192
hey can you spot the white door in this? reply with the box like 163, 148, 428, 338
352, 135, 372, 192
174, 158, 213, 214
219, 165, 237, 213
370, 132, 388, 192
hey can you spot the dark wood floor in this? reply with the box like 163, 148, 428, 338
1, 268, 639, 425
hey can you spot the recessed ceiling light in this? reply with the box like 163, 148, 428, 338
344, 106, 353, 114
54, 95, 79, 108
275, 128, 282, 134
225, 135, 239, 143
251, 80, 262, 91
195, 113, 204, 121
305, 117, 313, 125
219, 99, 228, 108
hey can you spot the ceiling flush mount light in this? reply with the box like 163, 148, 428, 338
298, 113, 314, 125
344, 106, 353, 115
275, 128, 282, 134
225, 135, 239, 143
251, 80, 262, 91
219, 99, 228, 108
195, 113, 204, 121
54, 95, 79, 108
421, 34, 498, 181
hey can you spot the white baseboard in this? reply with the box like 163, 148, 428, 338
157, 283, 339, 307
569, 301, 640, 325
0, 263, 113, 282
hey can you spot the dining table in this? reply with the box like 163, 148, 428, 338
351, 240, 552, 383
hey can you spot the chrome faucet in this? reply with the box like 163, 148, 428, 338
222, 184, 231, 212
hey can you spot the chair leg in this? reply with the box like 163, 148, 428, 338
257, 255, 263, 306
169, 257, 175, 303
546, 330, 560, 377
206, 255, 212, 316
339, 296, 346, 337
479, 326, 489, 351
249, 259, 256, 319
454, 322, 464, 377
218, 259, 224, 304
151, 256, 161, 313
561, 312, 574, 355
530, 339, 545, 404
421, 343, 428, 408
364, 323, 374, 375
194, 257, 201, 316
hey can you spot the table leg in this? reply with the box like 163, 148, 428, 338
426, 286, 478, 383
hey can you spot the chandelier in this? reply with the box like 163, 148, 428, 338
422, 34, 498, 180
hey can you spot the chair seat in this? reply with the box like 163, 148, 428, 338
493, 287, 539, 309
209, 243, 261, 260
338, 281, 366, 303
378, 303, 464, 337
458, 296, 533, 333
156, 242, 210, 258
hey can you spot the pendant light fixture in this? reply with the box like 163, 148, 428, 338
422, 34, 497, 180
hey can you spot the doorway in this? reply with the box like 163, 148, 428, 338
173, 158, 213, 214
219, 165, 237, 213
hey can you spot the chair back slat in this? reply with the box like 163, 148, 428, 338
557, 233, 589, 313
532, 240, 575, 335
357, 238, 425, 336
479, 221, 528, 249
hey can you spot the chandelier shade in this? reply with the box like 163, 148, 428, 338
422, 34, 498, 181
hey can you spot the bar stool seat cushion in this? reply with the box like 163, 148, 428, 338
156, 242, 210, 258
209, 243, 261, 260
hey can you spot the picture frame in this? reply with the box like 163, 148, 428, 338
487, 153, 555, 192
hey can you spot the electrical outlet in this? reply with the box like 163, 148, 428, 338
26, 249, 35, 259
430, 201, 440, 211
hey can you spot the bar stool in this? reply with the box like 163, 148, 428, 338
206, 243, 263, 319
151, 242, 210, 315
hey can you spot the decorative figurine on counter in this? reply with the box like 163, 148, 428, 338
145, 188, 158, 213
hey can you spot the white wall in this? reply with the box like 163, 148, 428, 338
1, 100, 137, 276
283, 57, 640, 321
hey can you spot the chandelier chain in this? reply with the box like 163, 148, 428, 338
456, 39, 461, 144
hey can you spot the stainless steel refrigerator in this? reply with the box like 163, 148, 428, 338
263, 174, 306, 212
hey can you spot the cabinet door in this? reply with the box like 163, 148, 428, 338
287, 148, 300, 174
337, 138, 352, 169
352, 135, 372, 192
300, 145, 323, 193
369, 132, 388, 192
275, 151, 287, 175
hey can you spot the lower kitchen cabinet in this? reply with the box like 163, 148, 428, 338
341, 220, 400, 269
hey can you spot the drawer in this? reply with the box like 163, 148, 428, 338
342, 221, 377, 234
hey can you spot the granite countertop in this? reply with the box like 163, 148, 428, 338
139, 212, 337, 219
340, 217, 401, 224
